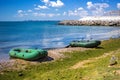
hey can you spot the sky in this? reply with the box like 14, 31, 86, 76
0, 0, 120, 21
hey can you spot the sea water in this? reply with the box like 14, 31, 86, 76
0, 21, 120, 61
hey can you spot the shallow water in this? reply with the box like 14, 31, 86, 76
0, 21, 120, 62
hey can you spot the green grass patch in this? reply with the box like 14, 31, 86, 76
79, 50, 120, 80
0, 38, 120, 80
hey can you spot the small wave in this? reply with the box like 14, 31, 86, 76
0, 37, 64, 49
89, 29, 120, 40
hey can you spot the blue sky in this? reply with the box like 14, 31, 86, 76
0, 0, 120, 21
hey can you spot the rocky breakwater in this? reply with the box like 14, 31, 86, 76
58, 16, 120, 26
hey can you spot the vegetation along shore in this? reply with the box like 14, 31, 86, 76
59, 16, 120, 26
0, 38, 120, 80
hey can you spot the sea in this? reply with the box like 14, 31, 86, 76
0, 21, 120, 62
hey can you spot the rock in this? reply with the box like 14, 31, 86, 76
109, 61, 117, 66
109, 55, 118, 66
58, 16, 120, 26
18, 72, 23, 76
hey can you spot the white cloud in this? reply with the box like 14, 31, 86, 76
18, 14, 24, 17
117, 3, 120, 9
63, 12, 67, 16
38, 5, 48, 9
35, 5, 48, 10
78, 7, 84, 10
42, 0, 49, 4
56, 13, 61, 16
55, 9, 58, 11
17, 10, 28, 17
33, 12, 61, 17
49, 0, 64, 7
87, 2, 109, 10
42, 0, 64, 8
87, 2, 93, 9
87, 1, 109, 16
47, 13, 55, 17
18, 10, 23, 14
34, 8, 39, 10
68, 7, 88, 17
47, 13, 61, 17
33, 12, 46, 17
28, 9, 32, 12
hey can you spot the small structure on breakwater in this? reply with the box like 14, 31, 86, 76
58, 16, 120, 26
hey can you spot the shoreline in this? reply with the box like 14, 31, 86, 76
0, 47, 89, 62
0, 47, 89, 72
58, 16, 120, 26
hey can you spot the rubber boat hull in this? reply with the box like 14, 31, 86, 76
9, 48, 48, 60
69, 40, 101, 48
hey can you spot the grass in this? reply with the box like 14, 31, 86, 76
0, 38, 120, 80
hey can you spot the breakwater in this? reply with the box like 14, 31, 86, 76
58, 16, 120, 26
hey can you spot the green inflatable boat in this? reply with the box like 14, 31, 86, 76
9, 48, 48, 60
69, 40, 101, 48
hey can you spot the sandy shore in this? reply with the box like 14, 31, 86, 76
0, 47, 89, 72
48, 47, 89, 60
